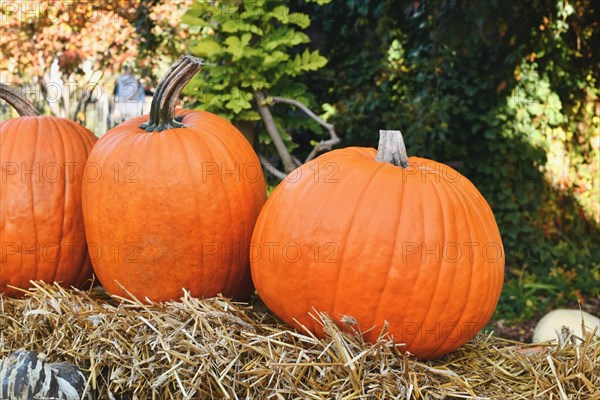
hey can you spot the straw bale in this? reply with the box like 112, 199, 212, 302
1, 283, 598, 399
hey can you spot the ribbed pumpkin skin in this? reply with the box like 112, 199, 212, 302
251, 147, 504, 360
1, 116, 97, 297
82, 109, 266, 302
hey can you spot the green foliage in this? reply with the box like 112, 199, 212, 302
294, 0, 600, 321
182, 0, 328, 127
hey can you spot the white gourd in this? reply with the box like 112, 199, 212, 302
532, 309, 600, 343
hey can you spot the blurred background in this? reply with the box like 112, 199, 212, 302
1, 0, 598, 332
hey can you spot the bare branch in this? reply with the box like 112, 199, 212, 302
271, 96, 340, 163
258, 153, 288, 180
73, 70, 105, 122
254, 91, 298, 173
253, 93, 341, 179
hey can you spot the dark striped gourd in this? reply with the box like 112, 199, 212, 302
0, 350, 89, 400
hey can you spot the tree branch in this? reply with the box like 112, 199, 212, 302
73, 70, 105, 123
258, 153, 288, 180
271, 96, 340, 163
254, 90, 298, 173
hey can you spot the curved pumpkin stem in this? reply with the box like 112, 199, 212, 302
140, 55, 204, 132
376, 129, 409, 168
0, 83, 40, 117
141, 57, 187, 129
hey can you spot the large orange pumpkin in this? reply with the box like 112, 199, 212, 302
0, 83, 97, 297
82, 56, 266, 302
251, 130, 504, 360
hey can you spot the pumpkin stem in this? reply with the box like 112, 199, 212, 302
376, 130, 409, 168
139, 55, 204, 132
0, 83, 40, 117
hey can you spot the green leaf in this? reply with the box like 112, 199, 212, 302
226, 98, 248, 114
271, 6, 311, 28
181, 13, 205, 27
224, 36, 242, 58
222, 20, 264, 35
258, 130, 272, 145
288, 31, 310, 46
527, 103, 544, 116
271, 6, 290, 23
263, 29, 309, 51
190, 39, 221, 57
224, 33, 252, 60
241, 77, 268, 90
263, 50, 289, 67
182, 2, 218, 27
237, 110, 262, 121
288, 49, 328, 76
225, 88, 253, 114
287, 13, 311, 29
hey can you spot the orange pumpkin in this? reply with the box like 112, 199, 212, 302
0, 83, 97, 297
82, 56, 266, 302
251, 130, 504, 359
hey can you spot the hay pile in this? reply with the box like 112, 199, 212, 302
1, 283, 598, 399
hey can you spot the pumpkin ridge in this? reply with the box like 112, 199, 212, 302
87, 133, 135, 293
414, 170, 456, 358
73, 249, 91, 288
68, 119, 96, 287
0, 120, 21, 289
92, 129, 125, 160
369, 166, 408, 334
410, 168, 448, 357
399, 175, 432, 354
249, 191, 274, 308
173, 129, 207, 294
306, 160, 341, 326
110, 135, 145, 294
120, 136, 144, 292
226, 141, 263, 296
430, 177, 464, 355
455, 175, 503, 325
1, 119, 19, 155
268, 164, 315, 325
60, 117, 89, 285
303, 162, 332, 328
330, 163, 386, 323
262, 182, 297, 325
382, 169, 426, 348
49, 117, 67, 285
437, 173, 478, 357
203, 132, 240, 296
30, 117, 41, 284
281, 161, 327, 321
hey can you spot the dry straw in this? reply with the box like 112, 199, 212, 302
1, 282, 598, 399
